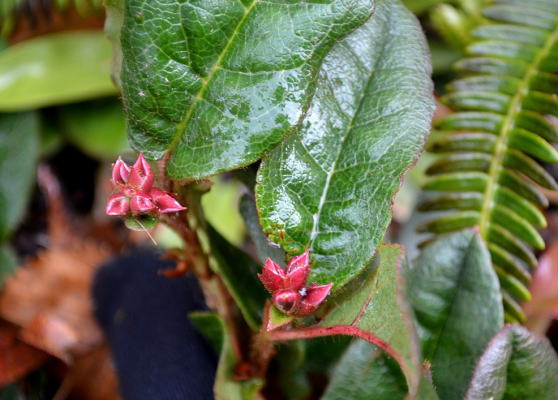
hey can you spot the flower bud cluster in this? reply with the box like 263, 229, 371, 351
105, 153, 186, 217
258, 250, 333, 317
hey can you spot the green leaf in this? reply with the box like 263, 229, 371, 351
120, 0, 373, 179
420, 0, 558, 318
402, 0, 446, 14
0, 32, 116, 111
105, 0, 125, 89
322, 340, 408, 400
275, 341, 311, 400
206, 224, 267, 330
58, 99, 129, 159
322, 340, 439, 400
267, 244, 424, 398
239, 194, 285, 266
0, 243, 17, 288
201, 178, 246, 247
409, 229, 504, 400
465, 325, 558, 400
0, 112, 39, 238
256, 0, 434, 289
189, 312, 263, 400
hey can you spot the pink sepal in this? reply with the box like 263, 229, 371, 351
286, 249, 310, 290
258, 258, 286, 292
130, 193, 155, 214
297, 283, 333, 316
128, 153, 154, 192
150, 188, 186, 213
105, 194, 130, 216
111, 157, 131, 185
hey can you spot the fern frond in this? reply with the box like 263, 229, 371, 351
420, 0, 558, 323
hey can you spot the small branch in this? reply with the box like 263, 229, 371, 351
265, 325, 406, 378
161, 180, 245, 365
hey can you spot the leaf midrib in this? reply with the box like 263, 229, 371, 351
478, 25, 558, 238
425, 235, 477, 362
307, 17, 385, 250
168, 0, 258, 154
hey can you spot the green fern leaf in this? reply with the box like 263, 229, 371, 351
420, 0, 558, 322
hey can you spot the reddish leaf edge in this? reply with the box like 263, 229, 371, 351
262, 244, 423, 398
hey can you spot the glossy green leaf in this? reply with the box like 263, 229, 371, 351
465, 325, 558, 400
206, 224, 266, 330
0, 112, 39, 239
409, 230, 503, 400
322, 340, 438, 400
239, 194, 285, 266
189, 312, 263, 400
0, 32, 116, 111
256, 0, 434, 288
267, 244, 424, 398
58, 99, 129, 159
120, 0, 373, 179
322, 340, 408, 400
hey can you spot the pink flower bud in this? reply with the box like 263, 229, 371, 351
105, 194, 130, 216
130, 193, 155, 214
272, 289, 301, 315
111, 157, 130, 185
128, 153, 154, 192
258, 250, 333, 317
286, 249, 310, 290
297, 283, 333, 316
258, 258, 287, 293
150, 188, 187, 213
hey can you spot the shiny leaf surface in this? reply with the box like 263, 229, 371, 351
322, 339, 439, 400
322, 340, 408, 400
465, 325, 558, 400
120, 0, 373, 179
256, 0, 434, 288
409, 230, 503, 400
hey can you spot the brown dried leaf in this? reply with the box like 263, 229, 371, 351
0, 166, 111, 361
0, 321, 49, 386
0, 237, 109, 360
53, 347, 121, 400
